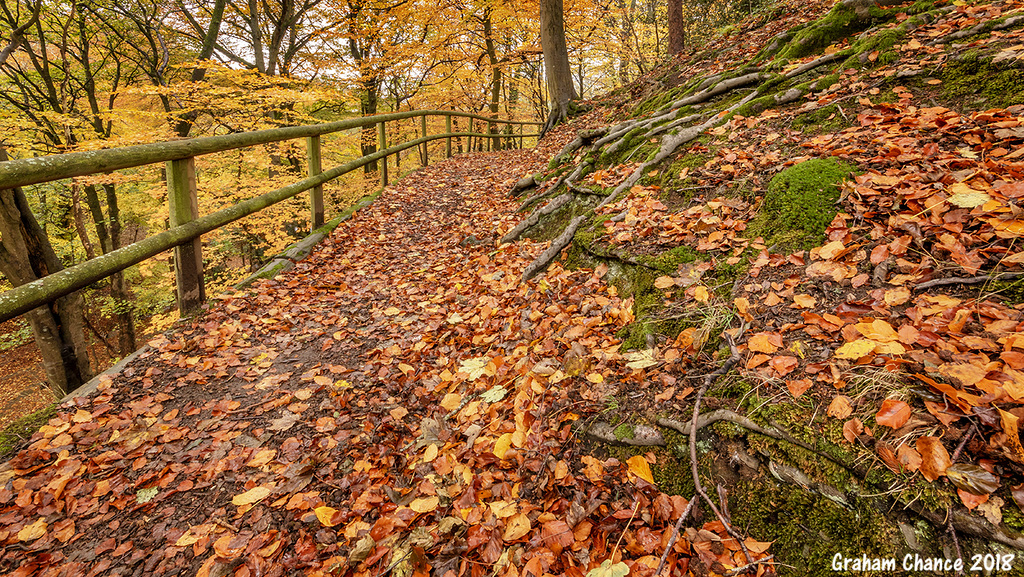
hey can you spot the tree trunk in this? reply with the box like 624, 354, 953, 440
667, 0, 685, 55
0, 149, 91, 396
484, 8, 502, 150
539, 0, 577, 135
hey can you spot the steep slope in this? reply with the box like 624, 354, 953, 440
502, 0, 1024, 572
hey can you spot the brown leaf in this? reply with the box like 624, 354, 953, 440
916, 436, 951, 482
875, 399, 912, 429
842, 418, 863, 443
896, 444, 922, 472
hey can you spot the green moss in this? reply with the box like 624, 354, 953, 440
0, 404, 57, 458
731, 476, 900, 576
650, 430, 697, 496
735, 94, 778, 118
613, 423, 635, 440
778, 4, 865, 61
984, 276, 1024, 306
942, 52, 1024, 108
792, 103, 851, 134
840, 24, 907, 69
643, 245, 705, 274
747, 158, 856, 252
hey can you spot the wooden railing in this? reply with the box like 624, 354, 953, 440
0, 110, 542, 323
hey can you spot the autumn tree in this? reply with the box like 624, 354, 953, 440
0, 0, 144, 360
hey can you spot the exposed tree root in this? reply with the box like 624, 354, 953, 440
521, 215, 587, 281
913, 272, 1024, 291
930, 14, 1024, 45
504, 193, 572, 243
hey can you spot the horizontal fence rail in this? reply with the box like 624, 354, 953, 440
0, 110, 542, 324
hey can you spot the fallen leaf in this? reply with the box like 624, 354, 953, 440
875, 399, 912, 429
827, 396, 853, 419
410, 496, 439, 513
627, 455, 655, 484
232, 485, 272, 506
835, 339, 876, 360
502, 512, 531, 541
917, 437, 951, 482
17, 518, 47, 542
315, 506, 344, 527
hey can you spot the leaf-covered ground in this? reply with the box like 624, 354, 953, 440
4, 0, 1024, 575
0, 126, 738, 576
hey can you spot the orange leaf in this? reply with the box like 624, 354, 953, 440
770, 355, 799, 376
792, 294, 816, 309
842, 418, 863, 443
896, 444, 922, 472
958, 488, 989, 510
827, 396, 853, 419
916, 436, 951, 482
747, 332, 782, 354
787, 379, 812, 398
875, 399, 911, 429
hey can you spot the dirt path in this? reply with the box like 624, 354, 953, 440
0, 137, 695, 577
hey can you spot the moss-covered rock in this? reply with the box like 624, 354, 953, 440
748, 157, 856, 252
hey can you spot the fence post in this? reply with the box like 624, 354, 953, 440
421, 115, 428, 166
307, 135, 323, 230
167, 157, 205, 316
487, 120, 494, 152
446, 114, 452, 158
519, 124, 524, 149
378, 122, 388, 187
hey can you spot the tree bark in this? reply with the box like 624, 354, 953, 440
667, 0, 685, 55
0, 148, 92, 396
539, 0, 577, 135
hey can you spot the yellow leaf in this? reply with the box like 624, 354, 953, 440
792, 294, 817, 309
654, 276, 676, 289
999, 409, 1024, 460
440, 393, 461, 411
246, 449, 277, 468
855, 319, 898, 342
410, 496, 439, 513
383, 307, 401, 316
18, 518, 47, 542
947, 183, 991, 208
489, 500, 518, 518
835, 339, 877, 359
627, 455, 655, 484
423, 444, 439, 463
493, 433, 514, 459
232, 485, 272, 506
502, 512, 531, 541
315, 506, 342, 527
694, 285, 710, 302
585, 372, 604, 383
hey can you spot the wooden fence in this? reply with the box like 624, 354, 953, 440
0, 110, 542, 323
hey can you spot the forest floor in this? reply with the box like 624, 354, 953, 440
4, 0, 1024, 575
0, 125, 671, 577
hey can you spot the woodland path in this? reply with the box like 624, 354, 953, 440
0, 132, 680, 577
